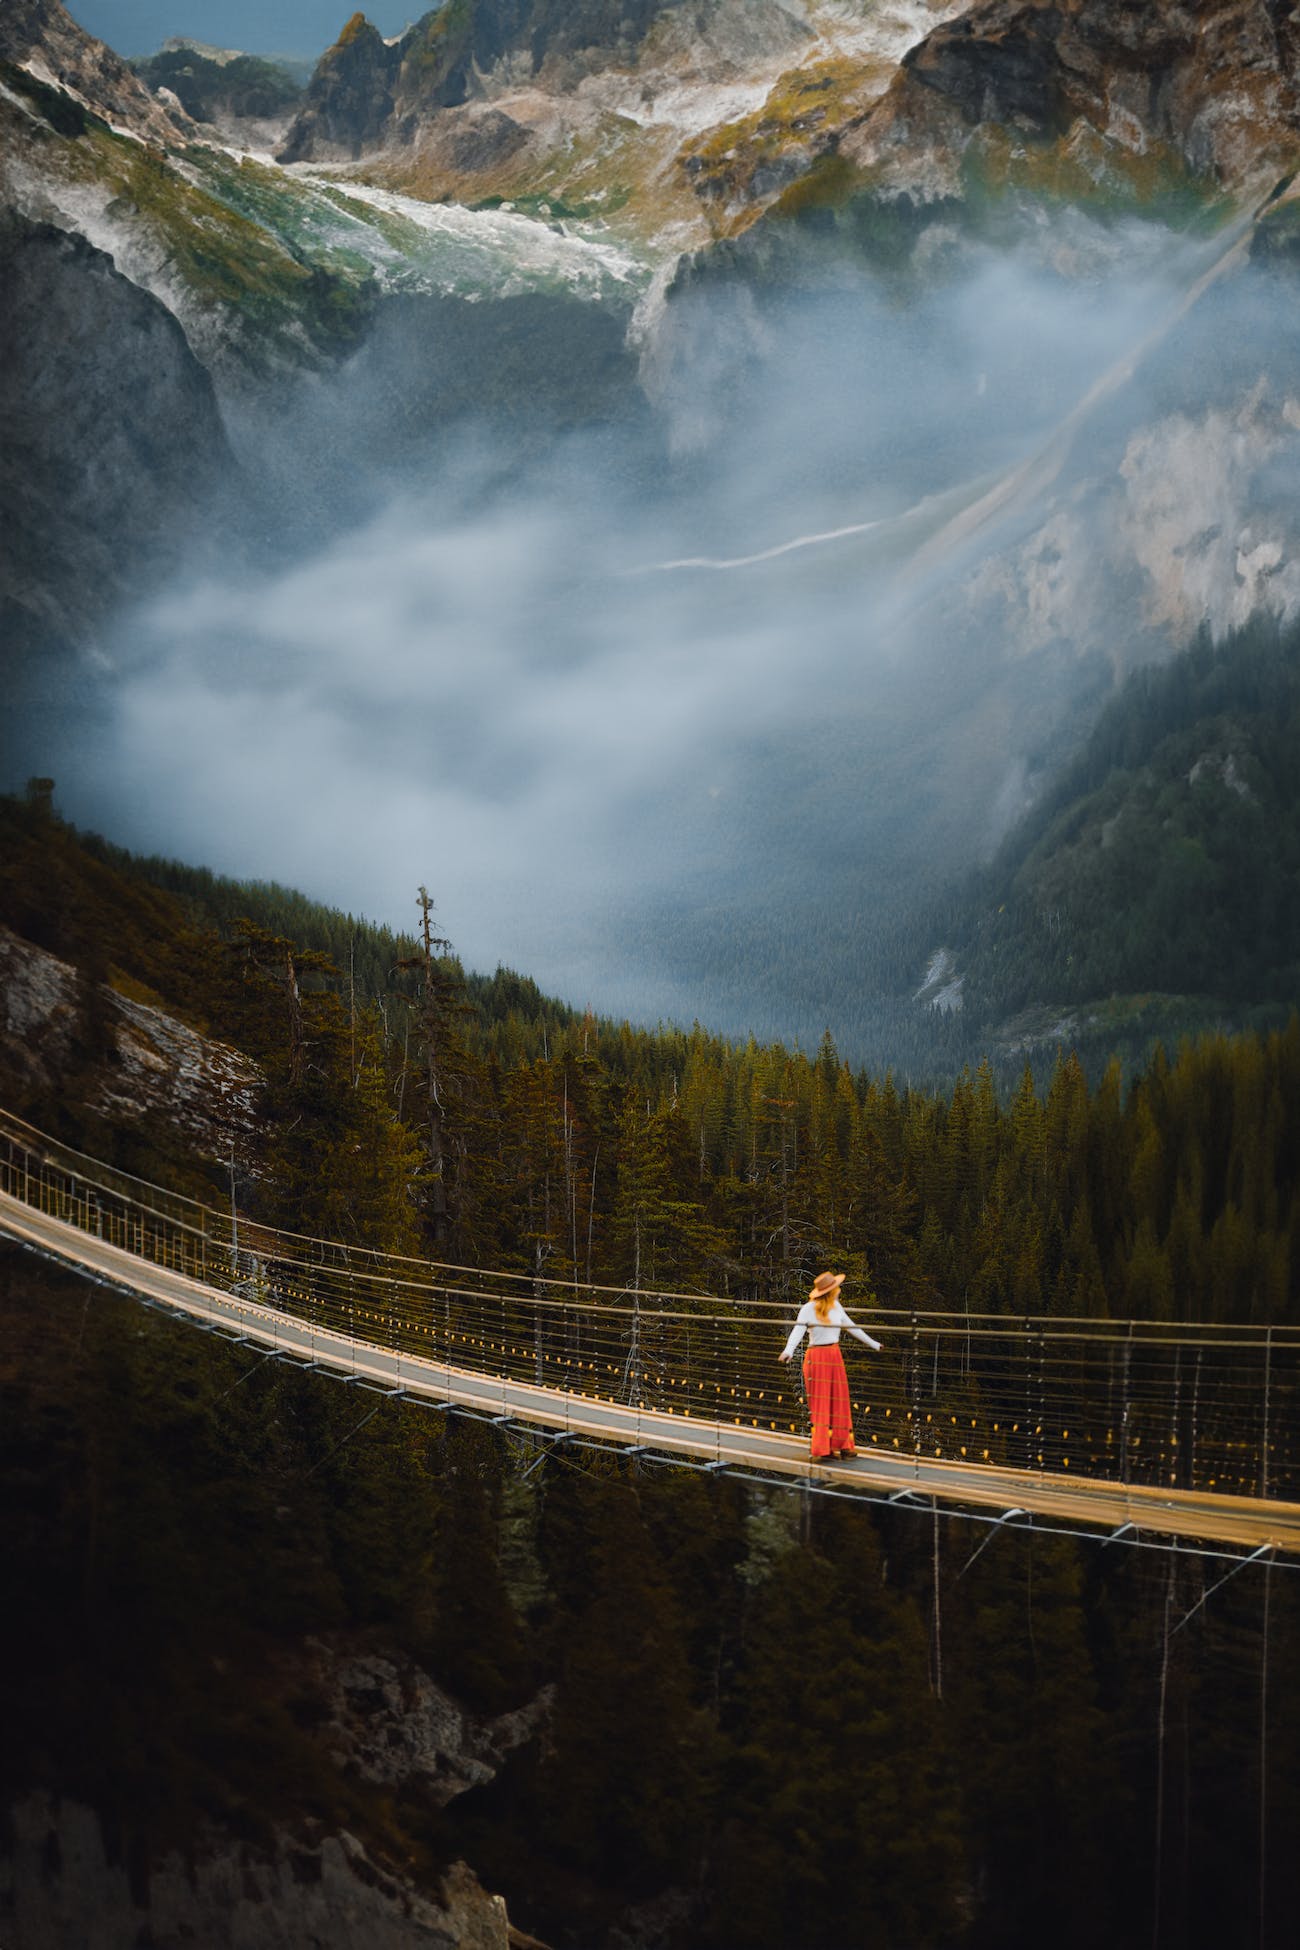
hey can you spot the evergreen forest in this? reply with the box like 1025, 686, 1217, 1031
4, 784, 1299, 1333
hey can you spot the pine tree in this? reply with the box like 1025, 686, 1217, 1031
538, 1470, 710, 1885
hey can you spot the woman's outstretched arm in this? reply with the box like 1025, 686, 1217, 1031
778, 1310, 808, 1362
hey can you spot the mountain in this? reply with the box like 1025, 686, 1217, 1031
153, 36, 318, 87
6, 0, 1300, 1065
0, 0, 189, 143
275, 11, 402, 162
276, 2, 966, 237
278, 0, 815, 163
130, 44, 304, 137
0, 210, 236, 678
826, 0, 1300, 219
273, 1, 1300, 243
0, 0, 649, 684
912, 614, 1300, 1069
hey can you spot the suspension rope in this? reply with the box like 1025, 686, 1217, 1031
1153, 1555, 1174, 1950
1169, 1543, 1277, 1636
304, 1399, 388, 1477
1259, 1558, 1271, 1950
2, 1105, 1291, 1341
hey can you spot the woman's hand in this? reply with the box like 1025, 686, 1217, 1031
778, 1351, 792, 1363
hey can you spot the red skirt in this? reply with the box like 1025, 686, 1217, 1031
803, 1343, 856, 1459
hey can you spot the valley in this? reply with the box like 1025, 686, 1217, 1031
5, 0, 1300, 1068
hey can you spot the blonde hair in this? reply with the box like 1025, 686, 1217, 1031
812, 1284, 839, 1323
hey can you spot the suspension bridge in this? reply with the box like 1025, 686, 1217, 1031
2, 1108, 1297, 1557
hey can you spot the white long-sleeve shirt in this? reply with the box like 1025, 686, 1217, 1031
781, 1299, 882, 1360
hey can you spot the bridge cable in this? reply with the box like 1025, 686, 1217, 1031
1152, 1554, 1174, 1950
1170, 1542, 1276, 1637
304, 1400, 387, 1478
1259, 1556, 1271, 1950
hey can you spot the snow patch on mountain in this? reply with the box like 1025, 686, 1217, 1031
296, 173, 647, 300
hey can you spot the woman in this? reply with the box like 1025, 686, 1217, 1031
778, 1270, 882, 1461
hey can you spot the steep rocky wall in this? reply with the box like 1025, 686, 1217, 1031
847, 0, 1300, 196
0, 213, 236, 670
277, 12, 404, 162
1, 1795, 513, 1949
277, 0, 812, 164
0, 925, 260, 1163
0, 0, 189, 143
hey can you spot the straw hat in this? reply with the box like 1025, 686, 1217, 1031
808, 1270, 846, 1303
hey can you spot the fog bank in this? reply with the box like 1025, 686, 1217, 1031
28, 208, 1300, 1049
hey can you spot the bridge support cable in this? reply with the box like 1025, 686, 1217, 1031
215, 1348, 279, 1401
1259, 1556, 1271, 1950
954, 1509, 1028, 1583
930, 1499, 943, 1700
1152, 1555, 1175, 1950
1262, 1328, 1273, 1501
1169, 1542, 1276, 1637
304, 1400, 387, 1478
520, 1432, 573, 1481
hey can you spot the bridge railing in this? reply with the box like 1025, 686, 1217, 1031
1, 1107, 1295, 1498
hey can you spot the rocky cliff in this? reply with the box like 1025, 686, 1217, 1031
3, 1797, 518, 1950
0, 0, 189, 143
0, 213, 236, 672
277, 2, 1300, 241
1, 1630, 555, 1948
843, 0, 1300, 204
0, 925, 260, 1165
275, 0, 856, 232
278, 11, 404, 162
280, 0, 742, 163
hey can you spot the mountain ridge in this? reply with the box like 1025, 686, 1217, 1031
908, 613, 1300, 1072
0, 0, 191, 143
836, 0, 1300, 208
271, 1, 1300, 243
273, 2, 960, 240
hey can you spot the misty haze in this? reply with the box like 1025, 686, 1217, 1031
8, 0, 1300, 1077
17, 204, 1288, 1054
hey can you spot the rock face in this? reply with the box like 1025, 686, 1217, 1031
1, 1795, 511, 1949
312, 1640, 554, 1805
0, 926, 261, 1164
0, 213, 236, 666
0, 1638, 554, 1947
846, 0, 1300, 197
277, 0, 814, 164
277, 2, 1300, 232
278, 11, 404, 162
0, 0, 189, 143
